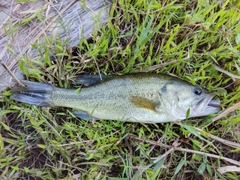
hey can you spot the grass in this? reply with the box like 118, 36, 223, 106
1, 0, 240, 179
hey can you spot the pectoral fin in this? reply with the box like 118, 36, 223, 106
130, 96, 158, 111
73, 111, 101, 120
73, 74, 112, 86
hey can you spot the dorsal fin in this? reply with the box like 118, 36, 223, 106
130, 96, 157, 111
73, 74, 112, 86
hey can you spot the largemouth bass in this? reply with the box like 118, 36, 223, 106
11, 73, 220, 123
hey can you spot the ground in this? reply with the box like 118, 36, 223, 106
1, 0, 240, 179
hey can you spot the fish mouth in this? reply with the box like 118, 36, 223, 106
193, 95, 220, 116
204, 94, 221, 110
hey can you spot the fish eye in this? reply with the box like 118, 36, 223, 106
194, 88, 202, 95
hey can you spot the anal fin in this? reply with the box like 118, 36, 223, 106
73, 111, 100, 120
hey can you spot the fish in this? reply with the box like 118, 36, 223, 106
10, 73, 220, 123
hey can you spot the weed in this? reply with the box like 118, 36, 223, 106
1, 0, 240, 179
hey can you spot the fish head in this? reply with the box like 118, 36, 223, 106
159, 80, 221, 120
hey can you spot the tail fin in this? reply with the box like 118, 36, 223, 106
11, 80, 54, 107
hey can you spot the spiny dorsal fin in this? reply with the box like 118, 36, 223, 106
130, 96, 157, 111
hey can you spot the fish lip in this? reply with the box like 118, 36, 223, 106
207, 99, 221, 107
